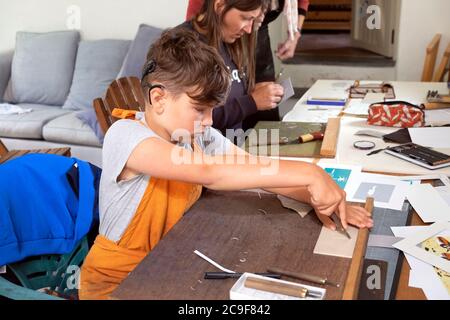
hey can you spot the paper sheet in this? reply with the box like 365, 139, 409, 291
313, 226, 359, 258
345, 172, 409, 211
343, 100, 370, 115
437, 187, 450, 206
362, 93, 386, 104
409, 127, 450, 149
392, 222, 450, 273
277, 195, 312, 218
318, 164, 362, 191
425, 109, 450, 126
278, 77, 295, 105
367, 235, 403, 249
391, 226, 450, 300
406, 184, 450, 223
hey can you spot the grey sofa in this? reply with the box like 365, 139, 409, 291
0, 25, 162, 168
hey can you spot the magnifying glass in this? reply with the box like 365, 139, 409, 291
353, 141, 376, 150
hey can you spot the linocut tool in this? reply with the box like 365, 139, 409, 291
251, 132, 324, 147
244, 277, 323, 299
331, 213, 351, 240
267, 267, 340, 288
204, 272, 281, 279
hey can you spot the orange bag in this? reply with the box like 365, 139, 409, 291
368, 101, 425, 128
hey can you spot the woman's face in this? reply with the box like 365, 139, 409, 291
221, 7, 262, 43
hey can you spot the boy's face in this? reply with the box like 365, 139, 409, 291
163, 91, 214, 139
221, 7, 262, 43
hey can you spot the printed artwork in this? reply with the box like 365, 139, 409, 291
420, 235, 450, 295
324, 168, 352, 190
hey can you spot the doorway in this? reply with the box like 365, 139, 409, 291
291, 0, 400, 67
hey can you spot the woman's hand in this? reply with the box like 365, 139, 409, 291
276, 32, 301, 61
314, 203, 374, 231
251, 82, 284, 111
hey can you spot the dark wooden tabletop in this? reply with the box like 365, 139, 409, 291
111, 190, 352, 300
0, 147, 71, 164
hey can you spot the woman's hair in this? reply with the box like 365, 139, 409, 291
141, 28, 231, 107
193, 0, 270, 92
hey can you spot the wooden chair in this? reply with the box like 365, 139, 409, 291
422, 34, 441, 82
433, 42, 450, 82
93, 77, 145, 134
0, 140, 7, 157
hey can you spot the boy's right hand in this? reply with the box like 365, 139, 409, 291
251, 82, 284, 111
307, 166, 348, 229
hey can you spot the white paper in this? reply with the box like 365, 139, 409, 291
362, 93, 386, 104
345, 172, 409, 211
313, 226, 359, 258
393, 222, 450, 273
0, 266, 5, 274
391, 226, 450, 300
279, 77, 295, 105
409, 127, 450, 149
343, 100, 370, 116
425, 109, 450, 126
437, 187, 450, 206
406, 184, 450, 223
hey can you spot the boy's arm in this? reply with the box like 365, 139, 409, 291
126, 136, 347, 223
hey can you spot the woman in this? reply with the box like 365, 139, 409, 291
186, 0, 310, 129
180, 0, 285, 137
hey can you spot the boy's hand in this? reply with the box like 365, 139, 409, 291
314, 204, 374, 231
308, 166, 348, 228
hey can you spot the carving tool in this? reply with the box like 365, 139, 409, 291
267, 267, 340, 288
244, 277, 323, 299
204, 272, 281, 279
331, 213, 351, 239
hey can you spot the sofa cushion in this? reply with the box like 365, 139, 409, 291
62, 40, 131, 110
0, 104, 71, 139
4, 30, 80, 106
75, 109, 104, 144
117, 24, 162, 78
42, 112, 102, 147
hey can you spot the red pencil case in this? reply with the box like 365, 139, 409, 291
368, 101, 425, 128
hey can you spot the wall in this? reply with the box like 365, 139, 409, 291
395, 0, 450, 81
1, 0, 449, 83
0, 0, 188, 53
276, 0, 450, 87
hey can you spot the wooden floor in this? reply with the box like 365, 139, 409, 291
286, 33, 395, 67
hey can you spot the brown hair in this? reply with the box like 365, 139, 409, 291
141, 28, 231, 107
193, 0, 270, 92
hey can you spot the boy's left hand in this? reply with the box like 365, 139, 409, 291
314, 203, 374, 231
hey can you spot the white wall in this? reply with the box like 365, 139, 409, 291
0, 0, 188, 53
396, 0, 450, 81
277, 0, 450, 87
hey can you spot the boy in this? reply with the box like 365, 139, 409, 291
80, 28, 372, 300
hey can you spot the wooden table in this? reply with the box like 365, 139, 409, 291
111, 191, 357, 300
0, 147, 71, 165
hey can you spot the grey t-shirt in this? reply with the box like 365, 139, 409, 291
99, 119, 234, 242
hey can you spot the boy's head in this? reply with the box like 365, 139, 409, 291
141, 28, 231, 137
